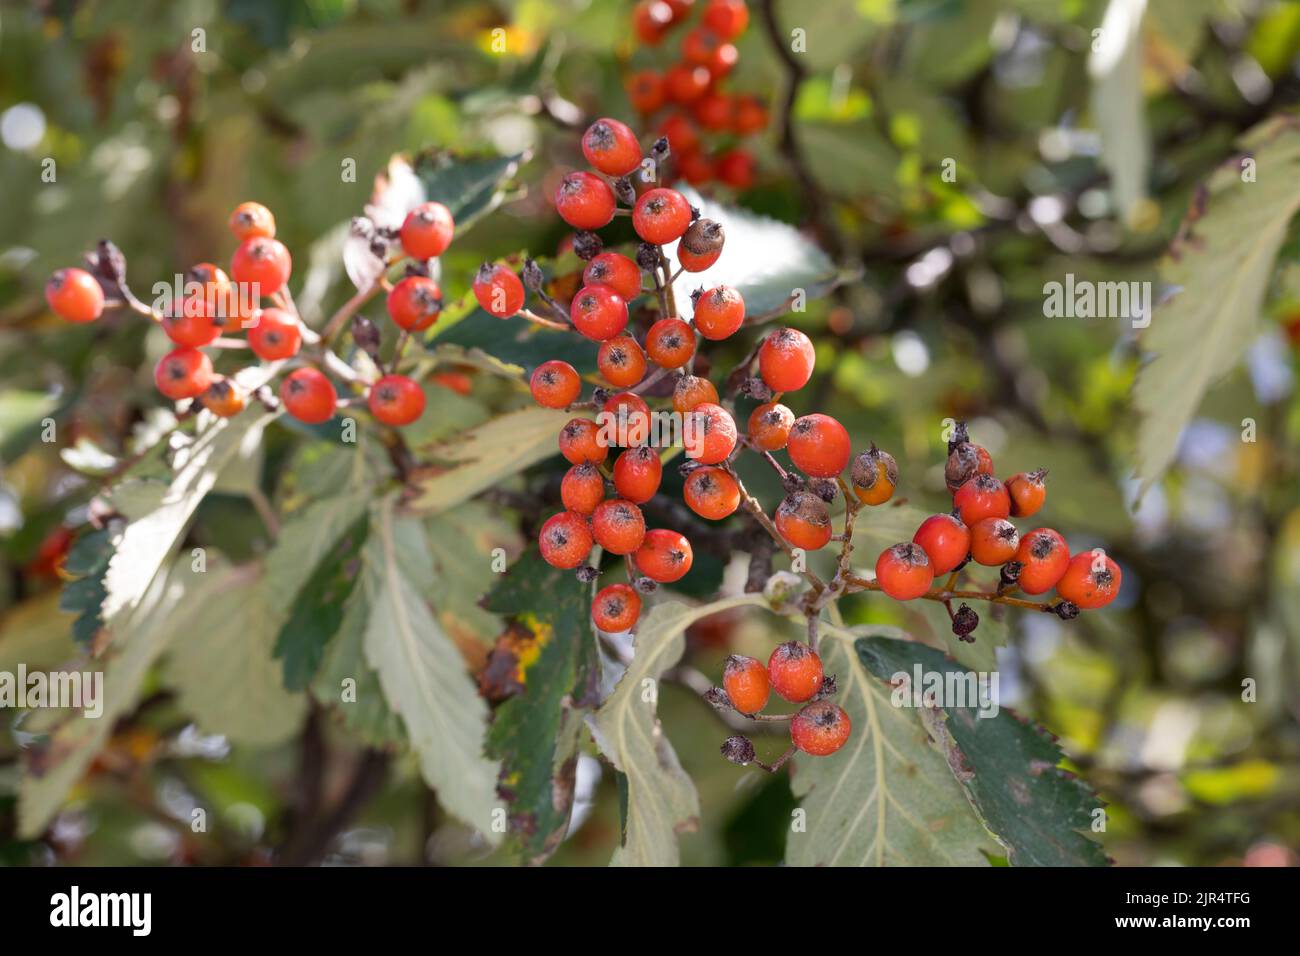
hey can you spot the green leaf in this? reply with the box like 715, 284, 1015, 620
58, 527, 115, 647
406, 406, 578, 514
412, 149, 529, 232
360, 495, 501, 840
785, 621, 997, 866
1134, 116, 1300, 490
590, 595, 765, 866
0, 390, 57, 462
856, 635, 1108, 866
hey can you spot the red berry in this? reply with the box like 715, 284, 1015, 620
597, 334, 647, 388
472, 264, 524, 318
693, 286, 745, 340
768, 640, 824, 702
228, 201, 276, 240
530, 360, 581, 409
539, 511, 594, 569
747, 402, 794, 451
954, 473, 1011, 526
582, 117, 643, 176
613, 446, 663, 504
245, 307, 302, 360
583, 253, 642, 302
658, 114, 700, 154
723, 655, 770, 714
645, 317, 696, 368
775, 492, 832, 551
791, 701, 851, 756
678, 148, 715, 186
633, 0, 674, 44
912, 514, 970, 576
969, 517, 1019, 566
693, 91, 732, 131
665, 63, 712, 104
875, 542, 934, 601
633, 188, 693, 245
559, 418, 609, 465
1006, 468, 1048, 517
386, 275, 442, 331
570, 285, 629, 341
672, 374, 718, 413
758, 327, 814, 392
280, 367, 338, 424
683, 466, 740, 520
162, 296, 222, 348
368, 374, 425, 426
562, 463, 606, 515
399, 201, 454, 260
686, 402, 737, 464
634, 528, 693, 582
786, 413, 851, 478
1015, 528, 1071, 595
850, 444, 898, 506
1056, 550, 1121, 609
154, 347, 213, 401
45, 268, 104, 323
732, 95, 767, 134
678, 218, 724, 272
703, 0, 749, 39
592, 498, 647, 555
626, 69, 666, 114
555, 171, 616, 230
716, 149, 755, 190
592, 583, 641, 631
199, 377, 245, 418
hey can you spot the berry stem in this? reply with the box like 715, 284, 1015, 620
722, 460, 826, 592
517, 308, 571, 331
321, 277, 386, 346
841, 572, 1055, 612
755, 746, 797, 774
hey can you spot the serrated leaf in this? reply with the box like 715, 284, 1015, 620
361, 495, 500, 840
412, 149, 529, 232
785, 621, 997, 866
57, 527, 115, 647
856, 636, 1108, 866
590, 595, 765, 866
1135, 116, 1300, 490
406, 406, 578, 514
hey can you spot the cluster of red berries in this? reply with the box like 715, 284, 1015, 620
719, 644, 851, 757
874, 425, 1122, 619
625, 0, 765, 189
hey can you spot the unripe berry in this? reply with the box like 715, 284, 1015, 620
154, 347, 213, 401
583, 253, 642, 302
683, 465, 741, 520
944, 440, 994, 494
570, 285, 629, 341
768, 641, 824, 703
875, 542, 934, 601
558, 418, 609, 465
45, 268, 105, 324
1006, 468, 1048, 517
912, 513, 970, 576
539, 511, 594, 569
693, 286, 745, 340
646, 318, 696, 368
633, 188, 693, 245
665, 63, 712, 104
530, 360, 581, 409
556, 171, 617, 230
472, 263, 525, 318
1015, 527, 1071, 595
591, 498, 647, 555
592, 583, 642, 632
582, 117, 643, 176
722, 655, 770, 715
672, 374, 719, 413
279, 367, 337, 424
368, 374, 426, 426
626, 69, 667, 114
597, 334, 647, 388
1055, 550, 1121, 609
786, 413, 851, 478
775, 492, 832, 551
686, 402, 737, 464
758, 327, 815, 392
634, 528, 693, 582
747, 402, 795, 451
247, 307, 302, 360
399, 201, 454, 260
954, 473, 1011, 526
703, 0, 750, 40
613, 445, 663, 503
791, 701, 851, 756
678, 218, 724, 272
969, 517, 1019, 566
199, 377, 246, 418
850, 444, 898, 506
228, 201, 276, 240
562, 463, 606, 515
230, 237, 291, 296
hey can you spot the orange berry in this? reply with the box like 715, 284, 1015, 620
230, 236, 291, 296
912, 513, 970, 576
703, 0, 749, 40
850, 444, 898, 506
472, 263, 524, 318
683, 465, 740, 519
665, 63, 711, 104
672, 374, 718, 413
1006, 468, 1048, 517
786, 413, 850, 478
969, 517, 1019, 566
758, 327, 815, 392
747, 402, 794, 451
722, 655, 770, 715
591, 498, 647, 555
693, 286, 745, 340
1056, 550, 1122, 609
1015, 528, 1070, 595
685, 402, 737, 464
162, 296, 222, 348
582, 117, 643, 176
646, 318, 696, 368
601, 391, 652, 445
626, 69, 667, 114
570, 284, 629, 341
530, 360, 581, 409
229, 201, 276, 240
633, 0, 674, 44
791, 701, 851, 756
539, 511, 594, 569
558, 418, 608, 465
584, 253, 642, 302
562, 463, 606, 515
633, 187, 693, 245
597, 334, 647, 388
875, 542, 934, 600
555, 171, 616, 230
678, 218, 724, 272
399, 201, 454, 260
954, 473, 1011, 526
634, 528, 693, 582
45, 268, 104, 323
154, 347, 213, 401
592, 583, 642, 631
768, 641, 824, 703
613, 445, 663, 503
199, 377, 246, 418
368, 374, 426, 426
247, 307, 302, 361
279, 367, 337, 424
775, 492, 832, 551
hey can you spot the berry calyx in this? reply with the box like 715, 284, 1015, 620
247, 307, 303, 361
722, 655, 770, 715
758, 327, 815, 392
786, 413, 851, 478
472, 264, 525, 318
539, 511, 594, 569
634, 528, 694, 582
775, 492, 832, 551
633, 187, 693, 245
1055, 550, 1122, 609
530, 360, 581, 409
646, 318, 696, 368
597, 335, 647, 389
768, 641, 824, 703
1006, 468, 1048, 517
592, 583, 642, 632
556, 171, 617, 230
582, 118, 643, 176
747, 402, 795, 451
686, 402, 737, 464
693, 285, 745, 340
875, 542, 934, 601
678, 218, 725, 272
912, 513, 971, 576
399, 201, 455, 260
791, 701, 851, 756
850, 444, 898, 506
1015, 527, 1071, 595
583, 253, 642, 302
944, 440, 994, 493
969, 517, 1020, 566
368, 374, 426, 426
954, 473, 1011, 526
154, 347, 214, 401
279, 367, 338, 424
45, 268, 104, 324
230, 237, 292, 296
613, 445, 663, 503
683, 465, 740, 520
199, 377, 246, 418
228, 201, 276, 240
559, 418, 609, 465
570, 285, 630, 341
591, 498, 647, 555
